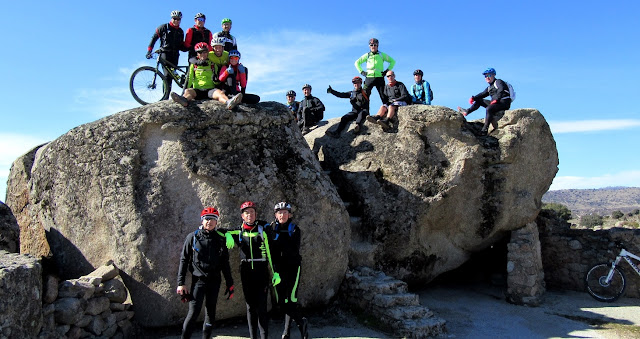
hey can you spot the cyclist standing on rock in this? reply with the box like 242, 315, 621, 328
147, 10, 187, 94
184, 13, 213, 59
354, 38, 396, 102
212, 18, 237, 52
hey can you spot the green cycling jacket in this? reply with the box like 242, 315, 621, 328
354, 51, 396, 77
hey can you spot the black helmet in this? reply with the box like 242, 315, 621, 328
286, 90, 296, 97
170, 10, 182, 19
302, 84, 311, 90
194, 13, 206, 20
413, 69, 423, 76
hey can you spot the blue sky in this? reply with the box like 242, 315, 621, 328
1, 0, 639, 202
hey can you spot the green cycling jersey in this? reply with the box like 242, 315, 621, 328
354, 51, 396, 77
186, 51, 230, 89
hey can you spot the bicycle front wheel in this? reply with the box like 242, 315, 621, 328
130, 66, 169, 105
585, 263, 626, 302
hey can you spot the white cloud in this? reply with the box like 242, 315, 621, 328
549, 119, 640, 134
550, 170, 640, 190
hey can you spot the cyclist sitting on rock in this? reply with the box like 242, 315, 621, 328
147, 10, 188, 94
285, 90, 300, 121
457, 67, 512, 136
296, 84, 325, 134
410, 69, 432, 105
219, 50, 260, 105
171, 42, 242, 110
367, 70, 409, 131
211, 18, 237, 52
325, 76, 370, 137
184, 13, 213, 59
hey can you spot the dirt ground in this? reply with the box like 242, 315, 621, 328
143, 282, 640, 338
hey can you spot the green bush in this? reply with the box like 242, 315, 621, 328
580, 213, 603, 227
611, 210, 624, 219
542, 203, 572, 221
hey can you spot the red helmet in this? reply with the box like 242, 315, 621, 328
352, 76, 362, 84
194, 42, 210, 52
200, 207, 219, 219
240, 201, 256, 212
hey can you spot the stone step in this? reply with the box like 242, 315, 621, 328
341, 267, 448, 337
372, 293, 420, 308
396, 316, 448, 338
381, 305, 430, 321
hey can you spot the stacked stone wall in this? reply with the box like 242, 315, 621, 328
0, 251, 42, 339
506, 222, 545, 306
537, 211, 640, 299
39, 262, 134, 338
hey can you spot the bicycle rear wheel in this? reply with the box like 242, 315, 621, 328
130, 66, 169, 105
585, 263, 626, 302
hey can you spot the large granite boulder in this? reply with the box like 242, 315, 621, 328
306, 105, 558, 283
6, 100, 349, 327
0, 202, 20, 252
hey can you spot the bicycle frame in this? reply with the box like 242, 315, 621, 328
155, 54, 188, 87
609, 249, 640, 279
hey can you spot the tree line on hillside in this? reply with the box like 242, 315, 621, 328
542, 203, 640, 228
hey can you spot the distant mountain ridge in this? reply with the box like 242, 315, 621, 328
543, 187, 640, 216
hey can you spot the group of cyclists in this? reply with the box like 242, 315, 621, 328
148, 10, 513, 137
177, 202, 308, 339
285, 37, 435, 135
147, 11, 258, 111
285, 38, 512, 136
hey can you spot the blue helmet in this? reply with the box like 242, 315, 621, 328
229, 50, 241, 59
482, 67, 496, 75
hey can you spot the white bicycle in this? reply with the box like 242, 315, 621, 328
585, 243, 640, 302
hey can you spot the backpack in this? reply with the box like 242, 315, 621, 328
493, 80, 515, 102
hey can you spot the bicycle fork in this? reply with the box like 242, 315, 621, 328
605, 256, 623, 284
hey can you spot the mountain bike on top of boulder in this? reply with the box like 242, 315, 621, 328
585, 242, 640, 302
129, 50, 189, 105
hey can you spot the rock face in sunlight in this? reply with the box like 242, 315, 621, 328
305, 105, 558, 283
6, 100, 558, 327
6, 100, 349, 327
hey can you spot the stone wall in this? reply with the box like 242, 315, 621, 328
505, 222, 545, 306
39, 262, 134, 338
537, 210, 640, 299
0, 251, 42, 339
